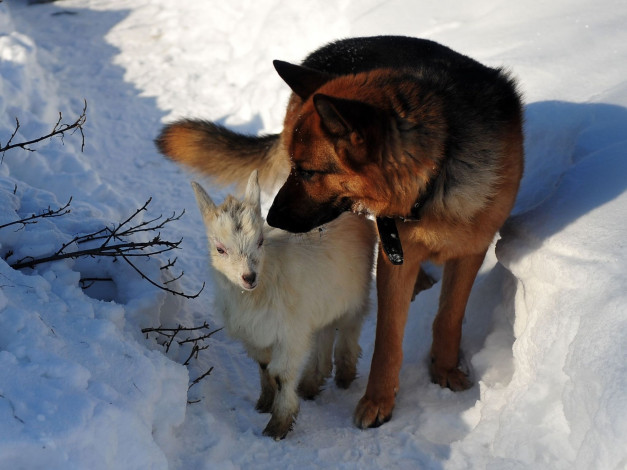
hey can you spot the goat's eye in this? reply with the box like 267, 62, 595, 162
257, 236, 264, 248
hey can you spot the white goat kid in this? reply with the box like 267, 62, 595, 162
192, 171, 376, 440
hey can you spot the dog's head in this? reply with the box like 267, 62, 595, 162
267, 61, 389, 233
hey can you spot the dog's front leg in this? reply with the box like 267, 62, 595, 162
429, 250, 486, 391
354, 247, 422, 428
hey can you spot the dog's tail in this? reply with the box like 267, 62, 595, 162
155, 119, 289, 191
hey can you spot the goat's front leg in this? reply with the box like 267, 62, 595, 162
263, 337, 310, 440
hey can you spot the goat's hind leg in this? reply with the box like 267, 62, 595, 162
298, 325, 334, 400
256, 362, 277, 413
334, 304, 368, 389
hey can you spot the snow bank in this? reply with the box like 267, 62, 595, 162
447, 101, 627, 469
0, 4, 188, 469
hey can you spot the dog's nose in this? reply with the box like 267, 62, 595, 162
266, 204, 288, 229
242, 272, 257, 286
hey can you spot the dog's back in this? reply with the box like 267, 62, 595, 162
156, 36, 517, 192
301, 36, 480, 74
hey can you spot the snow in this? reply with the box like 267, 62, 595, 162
1, 0, 626, 468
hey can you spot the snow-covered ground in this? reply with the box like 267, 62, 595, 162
1, 0, 626, 468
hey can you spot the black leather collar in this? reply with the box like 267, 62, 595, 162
376, 217, 404, 264
375, 174, 437, 265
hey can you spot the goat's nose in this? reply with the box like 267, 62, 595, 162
242, 272, 257, 286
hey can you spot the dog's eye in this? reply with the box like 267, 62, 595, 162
257, 236, 264, 248
297, 168, 316, 181
216, 243, 227, 255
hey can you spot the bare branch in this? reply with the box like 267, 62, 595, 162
0, 197, 72, 231
121, 254, 205, 299
104, 197, 151, 245
141, 323, 214, 335
178, 327, 223, 345
79, 277, 113, 289
188, 367, 214, 391
142, 323, 221, 391
79, 207, 185, 246
160, 257, 178, 270
2, 118, 24, 155
1, 100, 87, 158
142, 323, 221, 354
10, 238, 182, 270
7, 197, 202, 299
163, 270, 184, 285
182, 343, 207, 366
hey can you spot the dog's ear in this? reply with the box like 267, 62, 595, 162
313, 94, 379, 139
191, 181, 217, 224
244, 170, 261, 215
273, 60, 333, 100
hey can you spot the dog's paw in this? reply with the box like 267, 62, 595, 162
353, 394, 394, 429
429, 361, 472, 391
262, 413, 295, 441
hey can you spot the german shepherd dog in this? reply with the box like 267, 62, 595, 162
156, 36, 524, 429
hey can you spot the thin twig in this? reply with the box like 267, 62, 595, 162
160, 257, 178, 270
1, 100, 87, 158
99, 198, 152, 247
188, 367, 214, 390
6, 197, 202, 299
121, 254, 204, 299
163, 271, 184, 285
10, 239, 181, 270
142, 323, 220, 389
141, 323, 213, 335
0, 197, 72, 231
178, 327, 223, 345
79, 277, 113, 289
183, 344, 207, 366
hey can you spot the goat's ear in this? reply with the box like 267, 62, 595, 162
244, 170, 261, 215
191, 181, 217, 224
273, 60, 333, 100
